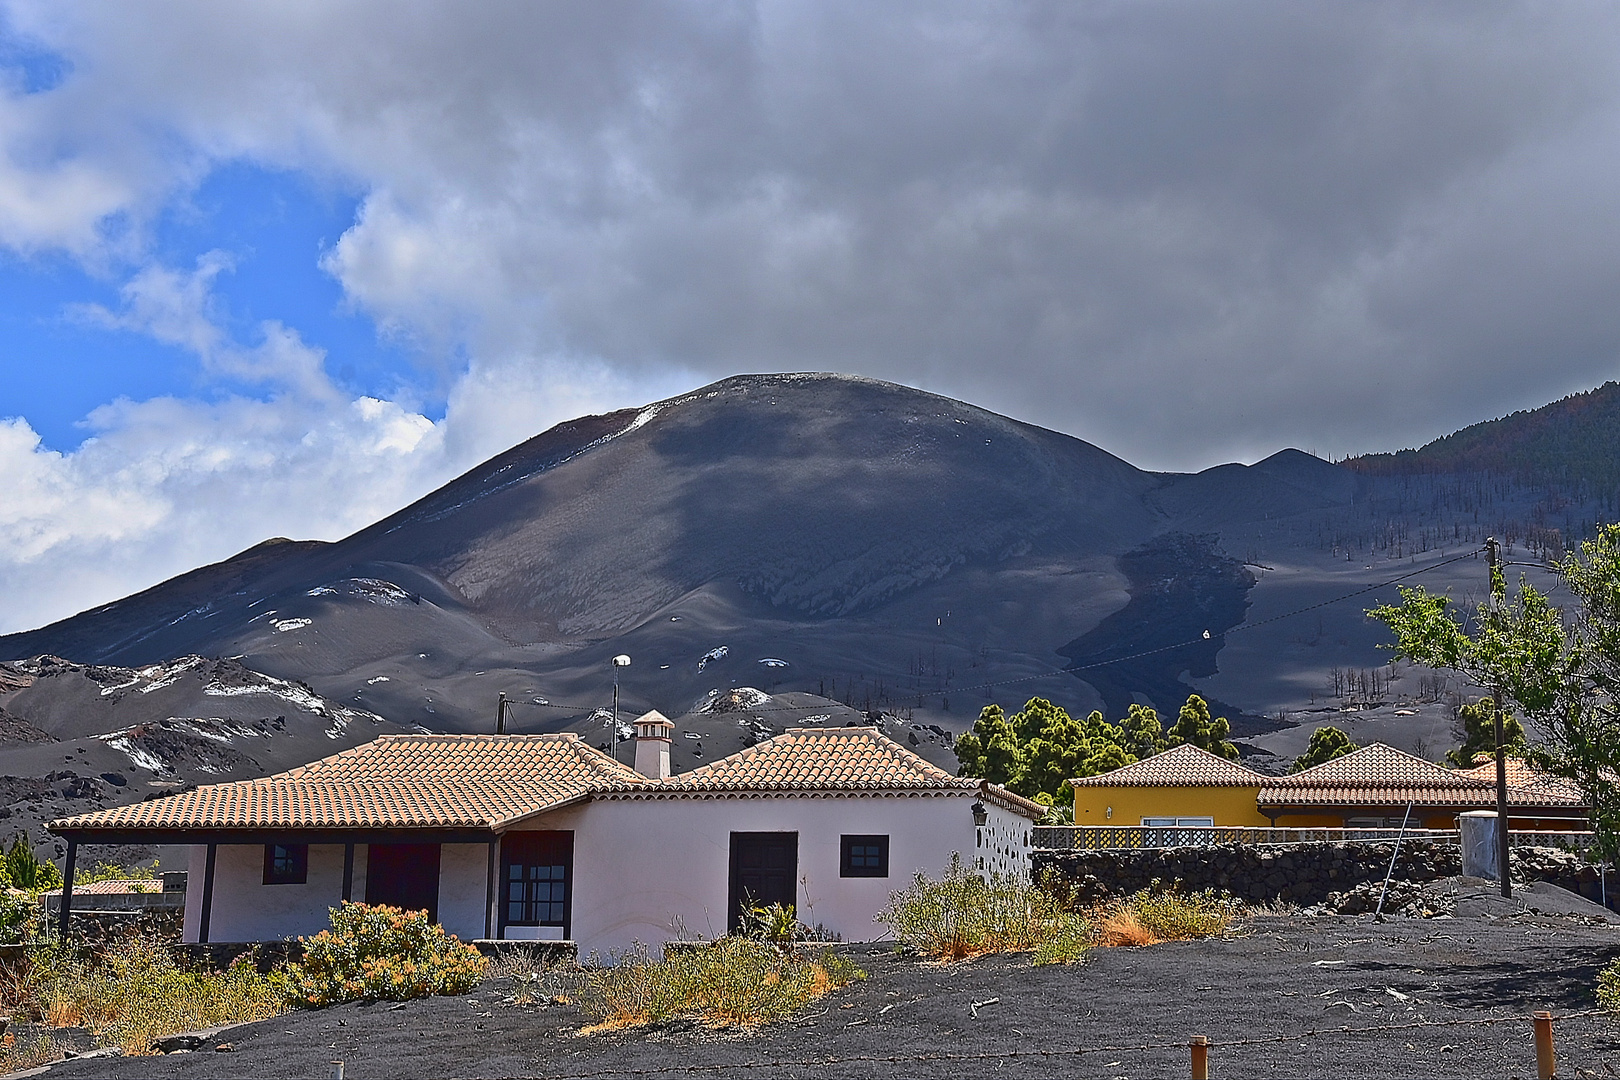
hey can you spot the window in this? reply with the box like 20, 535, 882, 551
503, 831, 573, 929
841, 834, 889, 878
262, 844, 308, 885
1141, 817, 1214, 827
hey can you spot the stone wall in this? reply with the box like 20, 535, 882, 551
1034, 841, 1611, 909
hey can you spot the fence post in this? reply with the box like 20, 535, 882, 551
1532, 1010, 1555, 1080
1190, 1035, 1209, 1079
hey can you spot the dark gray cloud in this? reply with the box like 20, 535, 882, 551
10, 1, 1619, 469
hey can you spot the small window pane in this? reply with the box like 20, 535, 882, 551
841, 835, 889, 878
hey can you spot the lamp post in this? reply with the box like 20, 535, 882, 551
612, 654, 631, 761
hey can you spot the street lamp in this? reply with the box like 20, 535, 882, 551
611, 654, 631, 760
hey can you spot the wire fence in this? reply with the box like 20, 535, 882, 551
443, 1007, 1609, 1080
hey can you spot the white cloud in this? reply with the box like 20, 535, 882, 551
6, 2, 1620, 627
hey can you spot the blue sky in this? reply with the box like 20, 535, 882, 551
3, 165, 420, 452
4, 2, 1620, 634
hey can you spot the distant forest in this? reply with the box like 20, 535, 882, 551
1300, 381, 1620, 564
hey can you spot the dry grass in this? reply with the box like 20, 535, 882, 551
574, 938, 862, 1032
877, 855, 1091, 964
5, 933, 286, 1056
0, 1029, 74, 1072
1091, 888, 1240, 948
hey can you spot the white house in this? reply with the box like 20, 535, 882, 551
49, 716, 1040, 956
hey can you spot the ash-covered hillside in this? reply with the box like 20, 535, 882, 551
2, 371, 1537, 776
0, 655, 417, 863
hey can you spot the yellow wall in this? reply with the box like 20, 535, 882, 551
1072, 784, 1270, 827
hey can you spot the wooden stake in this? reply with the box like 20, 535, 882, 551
1190, 1035, 1209, 1079
1533, 1010, 1556, 1080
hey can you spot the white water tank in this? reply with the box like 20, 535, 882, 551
1459, 810, 1500, 881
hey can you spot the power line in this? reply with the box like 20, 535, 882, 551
496, 547, 1487, 723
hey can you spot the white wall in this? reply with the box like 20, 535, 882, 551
185, 843, 363, 943
517, 792, 1016, 957
975, 802, 1035, 881
173, 795, 1036, 949
437, 843, 492, 941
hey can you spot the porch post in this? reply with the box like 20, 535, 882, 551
484, 837, 498, 940
57, 839, 77, 939
198, 842, 217, 944
341, 842, 355, 903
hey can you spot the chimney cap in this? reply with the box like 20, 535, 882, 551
634, 709, 675, 736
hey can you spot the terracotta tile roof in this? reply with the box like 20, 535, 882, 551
1258, 743, 1587, 808
38, 879, 167, 897
51, 733, 646, 833
611, 727, 1047, 818
1069, 743, 1267, 788
1456, 758, 1587, 805
51, 727, 1047, 834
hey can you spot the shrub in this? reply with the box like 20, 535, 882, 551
8, 933, 285, 1056
876, 854, 1089, 964
1094, 887, 1240, 947
575, 937, 861, 1031
0, 890, 39, 945
1598, 958, 1620, 1012
284, 902, 487, 1007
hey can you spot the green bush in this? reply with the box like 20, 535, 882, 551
284, 902, 488, 1007
1598, 958, 1620, 1012
576, 937, 862, 1030
876, 854, 1089, 964
0, 889, 39, 945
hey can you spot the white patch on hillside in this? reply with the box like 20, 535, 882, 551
271, 617, 312, 633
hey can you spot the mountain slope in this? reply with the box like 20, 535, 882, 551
1, 374, 1365, 744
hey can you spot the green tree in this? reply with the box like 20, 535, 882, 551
953, 704, 1022, 788
5, 837, 62, 893
1370, 523, 1620, 858
1120, 703, 1168, 760
1166, 694, 1239, 759
955, 697, 1146, 803
1290, 726, 1358, 772
1444, 698, 1526, 768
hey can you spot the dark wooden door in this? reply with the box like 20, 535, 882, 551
728, 832, 798, 931
365, 843, 441, 920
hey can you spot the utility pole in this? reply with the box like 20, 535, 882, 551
1486, 537, 1512, 899
611, 654, 631, 761
496, 692, 507, 735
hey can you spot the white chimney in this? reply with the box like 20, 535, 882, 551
632, 709, 675, 779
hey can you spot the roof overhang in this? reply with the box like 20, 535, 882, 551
48, 826, 498, 846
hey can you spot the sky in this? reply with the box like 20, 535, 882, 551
5, 2, 1620, 634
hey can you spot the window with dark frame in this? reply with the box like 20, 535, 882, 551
502, 831, 573, 930
262, 843, 308, 885
840, 834, 889, 878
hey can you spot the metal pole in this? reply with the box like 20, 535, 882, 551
1486, 537, 1512, 899
1375, 801, 1414, 921
497, 692, 507, 735
612, 666, 619, 762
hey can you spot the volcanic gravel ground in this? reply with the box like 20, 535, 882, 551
33, 915, 1620, 1080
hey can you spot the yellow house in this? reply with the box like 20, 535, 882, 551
1069, 743, 1271, 827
